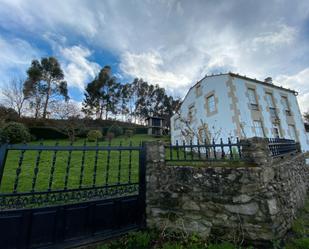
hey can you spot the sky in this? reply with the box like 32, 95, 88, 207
0, 0, 308, 112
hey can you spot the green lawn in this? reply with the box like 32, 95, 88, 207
0, 134, 170, 194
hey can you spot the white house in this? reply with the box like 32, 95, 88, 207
171, 73, 309, 152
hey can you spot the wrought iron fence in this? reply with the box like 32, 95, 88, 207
0, 140, 145, 209
268, 138, 299, 157
165, 138, 244, 161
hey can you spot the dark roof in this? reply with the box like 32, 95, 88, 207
305, 123, 309, 132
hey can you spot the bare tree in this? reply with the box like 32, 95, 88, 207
51, 100, 83, 142
49, 100, 81, 120
1, 78, 27, 117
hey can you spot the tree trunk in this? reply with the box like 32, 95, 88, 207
42, 79, 51, 119
99, 105, 103, 120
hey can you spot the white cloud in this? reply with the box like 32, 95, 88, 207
0, 36, 40, 82
0, 0, 309, 110
252, 24, 297, 47
276, 68, 309, 113
60, 46, 101, 90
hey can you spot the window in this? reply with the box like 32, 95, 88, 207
253, 120, 265, 137
152, 118, 161, 127
188, 106, 195, 122
207, 95, 216, 113
282, 96, 291, 116
288, 125, 297, 141
272, 123, 281, 138
266, 93, 277, 118
248, 89, 258, 110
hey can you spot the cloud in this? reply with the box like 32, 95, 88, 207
276, 68, 309, 113
252, 24, 297, 47
60, 45, 101, 90
0, 36, 40, 81
0, 0, 309, 110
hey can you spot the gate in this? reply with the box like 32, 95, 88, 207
0, 141, 146, 249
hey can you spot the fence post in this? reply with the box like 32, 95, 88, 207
0, 143, 8, 187
241, 137, 272, 166
144, 141, 165, 228
139, 142, 147, 228
0, 143, 9, 187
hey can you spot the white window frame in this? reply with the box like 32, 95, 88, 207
253, 120, 265, 137
282, 96, 291, 116
207, 95, 216, 113
248, 89, 258, 110
288, 124, 297, 141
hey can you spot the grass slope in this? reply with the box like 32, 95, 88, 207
0, 135, 169, 193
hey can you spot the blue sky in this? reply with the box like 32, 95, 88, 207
0, 0, 308, 111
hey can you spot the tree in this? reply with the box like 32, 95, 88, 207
51, 100, 83, 142
24, 57, 69, 119
82, 66, 120, 120
1, 78, 27, 117
0, 105, 19, 122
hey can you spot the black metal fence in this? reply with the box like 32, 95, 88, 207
268, 138, 299, 157
0, 140, 145, 210
165, 137, 301, 162
165, 138, 244, 161
0, 140, 147, 249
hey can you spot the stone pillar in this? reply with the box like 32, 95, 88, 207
144, 141, 165, 227
241, 137, 273, 166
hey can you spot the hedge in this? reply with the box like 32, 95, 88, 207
29, 127, 68, 139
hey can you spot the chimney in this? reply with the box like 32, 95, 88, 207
264, 77, 273, 84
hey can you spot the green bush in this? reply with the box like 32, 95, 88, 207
87, 130, 103, 142
105, 132, 115, 142
0, 127, 5, 143
207, 242, 237, 249
135, 127, 148, 134
125, 231, 151, 249
161, 242, 184, 249
29, 127, 68, 140
107, 125, 123, 137
2, 122, 31, 143
286, 238, 309, 249
125, 129, 134, 138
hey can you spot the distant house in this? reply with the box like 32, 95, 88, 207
146, 116, 164, 136
171, 72, 309, 151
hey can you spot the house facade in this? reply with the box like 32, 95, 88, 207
171, 73, 309, 151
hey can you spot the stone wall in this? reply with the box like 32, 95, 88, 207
145, 138, 309, 243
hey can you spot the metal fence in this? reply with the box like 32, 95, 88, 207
165, 138, 244, 161
268, 138, 299, 157
0, 140, 145, 209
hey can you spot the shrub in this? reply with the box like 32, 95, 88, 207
87, 130, 103, 142
105, 132, 115, 142
0, 127, 5, 143
29, 127, 68, 140
286, 238, 309, 249
125, 129, 134, 138
2, 122, 31, 143
161, 242, 184, 249
125, 231, 151, 249
107, 125, 123, 137
208, 242, 237, 249
135, 127, 148, 134
0, 105, 19, 122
